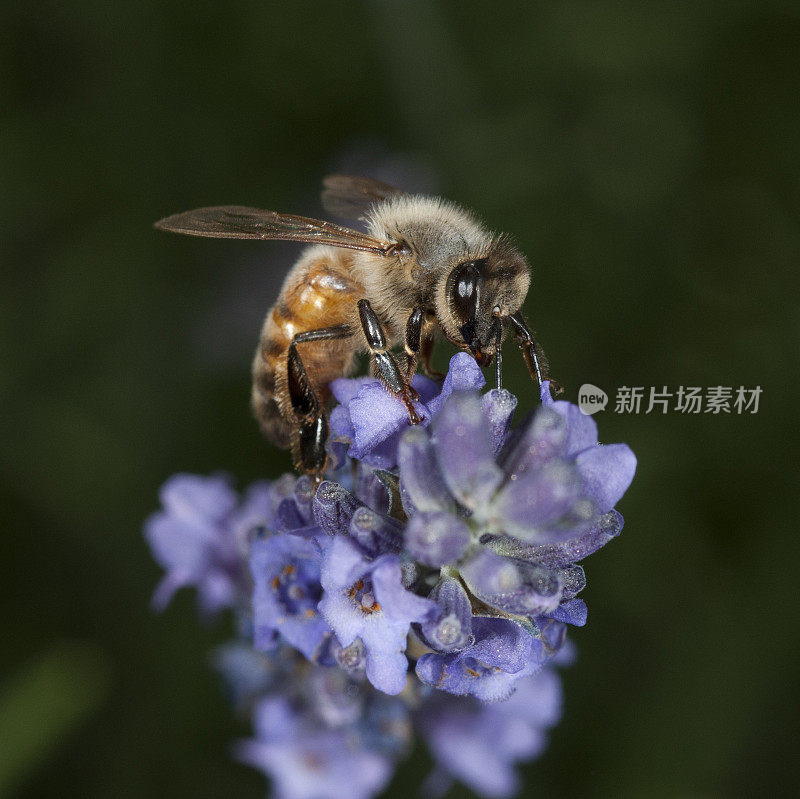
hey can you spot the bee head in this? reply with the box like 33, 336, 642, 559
364, 195, 531, 367
438, 240, 530, 367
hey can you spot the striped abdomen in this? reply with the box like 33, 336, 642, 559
251, 247, 363, 452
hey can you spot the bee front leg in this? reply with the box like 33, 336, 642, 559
358, 299, 422, 425
493, 312, 503, 390
287, 324, 351, 478
402, 307, 425, 383
506, 312, 562, 395
419, 314, 446, 381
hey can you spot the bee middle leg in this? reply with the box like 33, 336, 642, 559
357, 299, 422, 425
287, 323, 351, 478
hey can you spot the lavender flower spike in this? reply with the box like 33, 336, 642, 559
146, 350, 636, 799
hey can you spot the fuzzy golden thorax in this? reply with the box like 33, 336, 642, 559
355, 195, 530, 353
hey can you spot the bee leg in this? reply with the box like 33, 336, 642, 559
402, 307, 425, 388
506, 312, 562, 395
493, 313, 503, 390
287, 324, 351, 478
406, 307, 444, 381
358, 299, 422, 424
420, 334, 445, 380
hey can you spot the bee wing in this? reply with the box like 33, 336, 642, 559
321, 174, 407, 219
154, 205, 397, 255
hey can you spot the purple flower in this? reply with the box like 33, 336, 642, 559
400, 387, 636, 546
420, 668, 563, 798
459, 549, 562, 616
392, 373, 635, 628
546, 597, 588, 627
329, 352, 485, 469
482, 508, 625, 570
144, 473, 279, 613
146, 346, 637, 799
420, 577, 474, 653
267, 474, 321, 536
318, 536, 438, 695
405, 511, 471, 566
250, 532, 332, 661
237, 697, 393, 799
312, 481, 403, 555
416, 617, 547, 701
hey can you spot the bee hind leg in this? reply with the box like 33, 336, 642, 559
358, 299, 422, 424
287, 324, 351, 478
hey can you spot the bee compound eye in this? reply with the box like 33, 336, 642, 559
451, 263, 481, 322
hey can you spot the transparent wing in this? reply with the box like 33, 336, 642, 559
321, 174, 407, 219
154, 205, 396, 254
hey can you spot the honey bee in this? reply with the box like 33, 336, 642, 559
155, 175, 555, 478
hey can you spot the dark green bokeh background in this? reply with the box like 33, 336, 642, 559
2, 1, 798, 796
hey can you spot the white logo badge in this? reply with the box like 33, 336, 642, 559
578, 384, 608, 415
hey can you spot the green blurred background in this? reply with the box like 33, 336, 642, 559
2, 1, 798, 796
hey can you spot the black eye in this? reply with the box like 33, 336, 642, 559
450, 261, 483, 322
